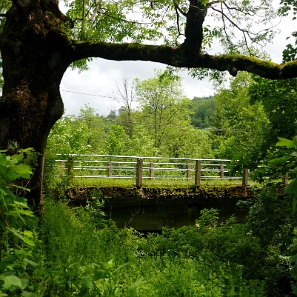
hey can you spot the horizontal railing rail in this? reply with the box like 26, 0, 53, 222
53, 154, 249, 188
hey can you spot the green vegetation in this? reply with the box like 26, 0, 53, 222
1, 182, 292, 296
0, 149, 37, 296
69, 177, 244, 188
2, 138, 297, 296
0, 180, 274, 296
46, 70, 213, 162
35, 203, 270, 297
4, 23, 297, 295
190, 96, 215, 129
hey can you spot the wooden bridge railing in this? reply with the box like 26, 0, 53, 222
54, 154, 249, 188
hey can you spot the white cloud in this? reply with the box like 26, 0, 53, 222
60, 59, 215, 116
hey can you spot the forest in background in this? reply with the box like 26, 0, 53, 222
46, 69, 297, 177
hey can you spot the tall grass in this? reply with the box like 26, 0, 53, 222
30, 200, 269, 296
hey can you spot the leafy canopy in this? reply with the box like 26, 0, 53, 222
53, 0, 280, 72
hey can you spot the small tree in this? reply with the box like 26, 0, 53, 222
211, 72, 270, 164
114, 78, 136, 139
135, 70, 191, 149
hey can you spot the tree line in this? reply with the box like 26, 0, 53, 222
46, 69, 297, 177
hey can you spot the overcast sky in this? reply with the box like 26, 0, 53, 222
60, 2, 292, 117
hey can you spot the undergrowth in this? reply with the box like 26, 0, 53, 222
28, 202, 278, 296
1, 150, 295, 296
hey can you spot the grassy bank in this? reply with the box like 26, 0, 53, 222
3, 197, 292, 296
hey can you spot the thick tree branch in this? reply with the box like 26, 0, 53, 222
183, 0, 207, 50
71, 41, 296, 80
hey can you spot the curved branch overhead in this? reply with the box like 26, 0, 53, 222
64, 0, 288, 80
0, 0, 294, 82
70, 41, 293, 79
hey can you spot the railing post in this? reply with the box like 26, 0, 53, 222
186, 163, 191, 179
67, 155, 74, 180
150, 162, 154, 180
242, 168, 249, 196
195, 160, 201, 186
108, 161, 112, 177
242, 169, 249, 186
220, 164, 224, 178
136, 158, 143, 189
61, 160, 65, 176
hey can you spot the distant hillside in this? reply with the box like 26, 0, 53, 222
190, 96, 215, 129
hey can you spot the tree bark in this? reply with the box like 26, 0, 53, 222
0, 0, 72, 211
184, 0, 207, 50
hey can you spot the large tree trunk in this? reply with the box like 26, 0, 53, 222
0, 0, 71, 212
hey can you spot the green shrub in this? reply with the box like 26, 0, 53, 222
34, 202, 268, 296
0, 148, 38, 296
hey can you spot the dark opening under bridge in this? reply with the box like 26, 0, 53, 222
53, 154, 259, 231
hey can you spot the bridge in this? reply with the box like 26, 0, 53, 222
53, 154, 254, 231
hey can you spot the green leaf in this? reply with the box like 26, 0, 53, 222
285, 179, 297, 212
268, 155, 291, 166
13, 196, 30, 205
20, 278, 29, 289
276, 137, 296, 148
285, 179, 297, 195
103, 259, 115, 270
15, 209, 34, 217
0, 154, 7, 166
3, 275, 22, 289
8, 228, 35, 246
22, 291, 34, 297
81, 277, 93, 289
24, 258, 38, 267
23, 230, 34, 238
291, 254, 297, 262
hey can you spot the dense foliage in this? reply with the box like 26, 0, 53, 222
44, 67, 297, 294
47, 70, 274, 163
47, 70, 213, 160
190, 96, 215, 129
0, 149, 37, 296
